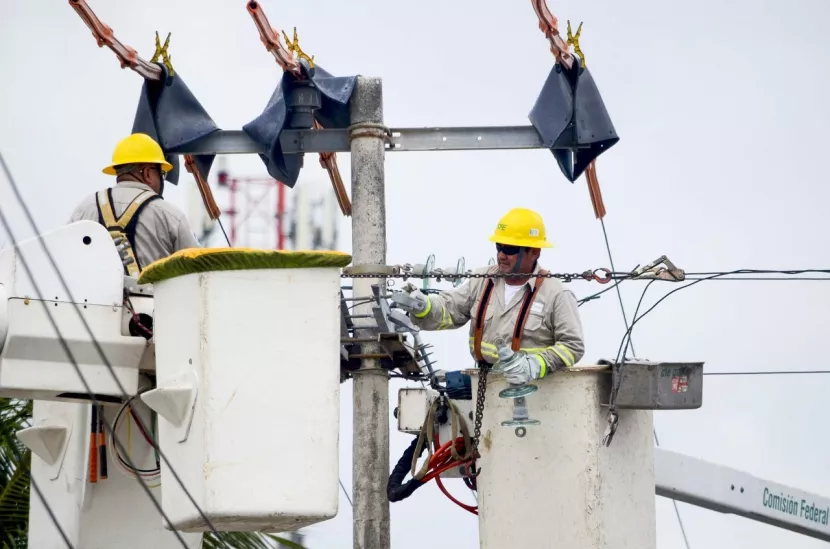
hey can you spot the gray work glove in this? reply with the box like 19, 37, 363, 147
494, 345, 542, 385
390, 282, 429, 315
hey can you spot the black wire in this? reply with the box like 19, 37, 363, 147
614, 271, 744, 367
217, 218, 231, 247
599, 219, 636, 355
18, 455, 76, 548
704, 370, 830, 376
597, 220, 688, 549
1, 403, 75, 548
579, 269, 830, 308
578, 278, 624, 306
617, 279, 658, 364
112, 389, 160, 474
0, 207, 192, 548
684, 277, 830, 281
0, 153, 228, 547
614, 267, 830, 362
653, 430, 692, 549
686, 269, 830, 276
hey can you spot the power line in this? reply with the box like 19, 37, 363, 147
0, 202, 196, 548
614, 270, 745, 366
685, 269, 830, 277
653, 429, 692, 549
577, 279, 624, 306
23, 459, 76, 548
684, 277, 830, 281
605, 266, 830, 549
704, 370, 830, 376
578, 267, 830, 309
339, 478, 354, 507
597, 220, 690, 549
0, 153, 228, 548
217, 218, 231, 246
615, 267, 830, 366
599, 219, 636, 356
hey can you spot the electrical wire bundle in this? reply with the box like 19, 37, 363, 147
109, 389, 161, 486
427, 435, 478, 515
388, 397, 479, 515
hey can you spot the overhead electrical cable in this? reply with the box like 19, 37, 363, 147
0, 151, 229, 548
597, 220, 691, 549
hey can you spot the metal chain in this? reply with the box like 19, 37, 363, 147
342, 268, 620, 284
469, 363, 489, 475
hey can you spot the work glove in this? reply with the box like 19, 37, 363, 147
494, 345, 542, 386
390, 282, 429, 315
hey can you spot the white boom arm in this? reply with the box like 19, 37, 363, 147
655, 447, 830, 542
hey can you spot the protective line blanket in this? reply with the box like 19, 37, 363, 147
137, 247, 353, 285
242, 60, 357, 187
132, 64, 220, 185
528, 61, 619, 182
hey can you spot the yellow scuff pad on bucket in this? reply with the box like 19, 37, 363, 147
137, 247, 353, 285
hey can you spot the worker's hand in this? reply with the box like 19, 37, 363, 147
390, 286, 428, 315
494, 345, 542, 385
401, 282, 420, 294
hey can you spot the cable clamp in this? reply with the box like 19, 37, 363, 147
631, 255, 685, 282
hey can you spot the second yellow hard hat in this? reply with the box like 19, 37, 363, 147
488, 207, 554, 248
102, 133, 174, 176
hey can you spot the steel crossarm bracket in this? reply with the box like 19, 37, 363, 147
167, 126, 554, 156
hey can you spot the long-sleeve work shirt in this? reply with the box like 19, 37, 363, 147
410, 263, 585, 376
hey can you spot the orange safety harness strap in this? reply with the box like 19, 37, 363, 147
472, 270, 549, 360
511, 269, 548, 351
472, 278, 496, 363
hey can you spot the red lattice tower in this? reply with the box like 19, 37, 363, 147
217, 170, 287, 250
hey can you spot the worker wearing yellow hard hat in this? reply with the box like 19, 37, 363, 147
393, 206, 585, 387
68, 133, 199, 279
102, 132, 175, 177
488, 207, 553, 277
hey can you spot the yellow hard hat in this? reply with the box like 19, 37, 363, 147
488, 207, 554, 248
102, 133, 174, 176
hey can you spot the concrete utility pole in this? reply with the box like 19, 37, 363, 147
349, 76, 391, 549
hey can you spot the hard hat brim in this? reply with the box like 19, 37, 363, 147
488, 234, 554, 248
102, 160, 175, 176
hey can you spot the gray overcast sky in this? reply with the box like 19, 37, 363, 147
2, 0, 830, 548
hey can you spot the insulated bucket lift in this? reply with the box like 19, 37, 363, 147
134, 248, 351, 532
0, 221, 152, 403
15, 0, 739, 547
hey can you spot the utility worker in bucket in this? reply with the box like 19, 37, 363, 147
68, 133, 199, 277
392, 207, 584, 384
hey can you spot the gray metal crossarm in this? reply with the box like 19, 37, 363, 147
166, 126, 552, 156
387, 126, 546, 152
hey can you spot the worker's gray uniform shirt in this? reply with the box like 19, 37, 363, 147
410, 263, 585, 374
68, 181, 199, 270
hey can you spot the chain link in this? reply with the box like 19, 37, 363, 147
342, 268, 619, 284
468, 363, 489, 476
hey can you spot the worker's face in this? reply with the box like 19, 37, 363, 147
496, 244, 540, 274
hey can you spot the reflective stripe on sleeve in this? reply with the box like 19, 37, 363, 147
413, 296, 432, 318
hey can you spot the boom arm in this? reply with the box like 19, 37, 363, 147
655, 447, 830, 542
